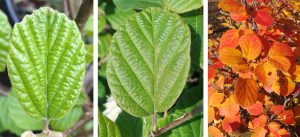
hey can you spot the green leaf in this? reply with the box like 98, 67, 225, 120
112, 0, 202, 13
99, 33, 112, 58
99, 10, 107, 33
115, 111, 143, 137
157, 85, 203, 137
85, 44, 94, 64
83, 16, 93, 36
106, 8, 136, 30
162, 0, 202, 13
50, 106, 83, 131
0, 10, 12, 71
99, 113, 121, 137
8, 95, 44, 131
0, 95, 26, 135
107, 8, 191, 117
7, 7, 85, 120
181, 9, 203, 69
113, 0, 163, 10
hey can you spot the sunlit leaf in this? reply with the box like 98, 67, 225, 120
107, 8, 191, 117
7, 7, 85, 120
234, 78, 258, 108
238, 34, 262, 60
219, 47, 244, 66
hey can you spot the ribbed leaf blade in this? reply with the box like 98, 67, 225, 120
99, 113, 121, 137
0, 10, 12, 71
7, 7, 85, 120
107, 8, 191, 117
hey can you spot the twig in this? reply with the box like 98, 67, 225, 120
84, 65, 93, 94
0, 83, 8, 96
63, 0, 74, 19
75, 0, 93, 31
63, 101, 93, 136
0, 89, 7, 96
153, 104, 202, 136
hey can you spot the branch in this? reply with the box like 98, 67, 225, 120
153, 104, 202, 136
84, 65, 93, 94
75, 0, 93, 31
0, 83, 9, 96
63, 0, 74, 19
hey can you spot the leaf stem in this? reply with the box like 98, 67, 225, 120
43, 120, 50, 135
150, 112, 157, 137
75, 0, 93, 31
63, 101, 93, 136
153, 104, 202, 136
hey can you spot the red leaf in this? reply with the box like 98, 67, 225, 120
219, 29, 240, 49
254, 6, 273, 26
246, 101, 263, 115
222, 114, 241, 133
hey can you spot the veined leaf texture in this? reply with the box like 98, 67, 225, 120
99, 113, 121, 137
0, 10, 12, 71
7, 7, 85, 120
107, 8, 191, 117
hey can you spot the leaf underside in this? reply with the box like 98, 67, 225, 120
107, 8, 191, 117
7, 7, 85, 120
0, 10, 12, 71
99, 113, 121, 137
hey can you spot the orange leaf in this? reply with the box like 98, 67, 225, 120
272, 76, 295, 96
268, 42, 294, 72
208, 126, 223, 137
254, 6, 273, 26
219, 47, 244, 66
251, 127, 268, 137
208, 107, 215, 123
218, 0, 242, 13
270, 105, 295, 125
238, 34, 262, 60
222, 114, 241, 133
220, 97, 240, 117
290, 65, 300, 82
209, 92, 224, 107
255, 62, 278, 92
230, 7, 248, 22
234, 78, 259, 107
268, 122, 289, 137
251, 115, 268, 130
246, 101, 263, 115
219, 29, 240, 49
267, 57, 291, 72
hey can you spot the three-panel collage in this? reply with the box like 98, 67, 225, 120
0, 0, 299, 137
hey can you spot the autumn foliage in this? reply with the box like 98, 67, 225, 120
208, 0, 300, 136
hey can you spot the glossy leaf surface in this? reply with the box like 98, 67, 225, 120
107, 8, 191, 117
7, 7, 85, 120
